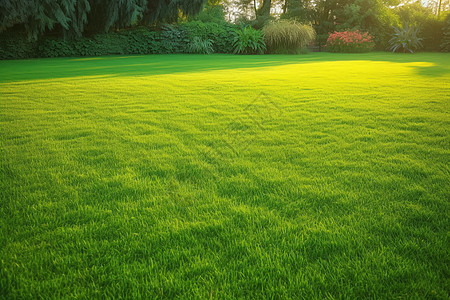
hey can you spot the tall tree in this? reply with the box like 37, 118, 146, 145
426, 0, 450, 15
312, 0, 339, 34
85, 0, 145, 33
64, 0, 91, 38
141, 0, 207, 24
0, 0, 207, 38
0, 0, 90, 40
282, 0, 315, 22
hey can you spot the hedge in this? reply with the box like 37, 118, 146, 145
0, 22, 239, 60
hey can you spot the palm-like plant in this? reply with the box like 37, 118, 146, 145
389, 24, 423, 53
233, 25, 266, 55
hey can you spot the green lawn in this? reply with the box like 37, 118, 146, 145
1, 53, 449, 299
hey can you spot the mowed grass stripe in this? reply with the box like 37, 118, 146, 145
0, 53, 449, 299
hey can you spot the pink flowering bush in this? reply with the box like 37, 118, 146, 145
326, 30, 374, 53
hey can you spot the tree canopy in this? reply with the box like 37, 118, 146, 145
0, 0, 207, 39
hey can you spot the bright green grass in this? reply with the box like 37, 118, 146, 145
1, 53, 449, 299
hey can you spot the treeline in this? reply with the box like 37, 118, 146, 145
0, 0, 206, 40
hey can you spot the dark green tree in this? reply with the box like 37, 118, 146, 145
64, 0, 91, 38
85, 0, 146, 33
0, 0, 32, 33
282, 0, 315, 22
0, 0, 90, 40
441, 13, 450, 51
334, 0, 398, 48
310, 0, 339, 34
1, 0, 207, 38
141, 0, 207, 24
188, 0, 228, 23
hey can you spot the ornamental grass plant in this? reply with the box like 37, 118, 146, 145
263, 20, 316, 54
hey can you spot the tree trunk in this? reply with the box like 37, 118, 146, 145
257, 0, 271, 17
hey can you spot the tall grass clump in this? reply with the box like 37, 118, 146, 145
188, 36, 214, 54
262, 20, 316, 54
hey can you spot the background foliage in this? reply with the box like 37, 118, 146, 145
0, 0, 449, 59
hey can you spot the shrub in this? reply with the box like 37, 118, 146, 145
262, 20, 315, 54
122, 29, 161, 54
70, 38, 103, 56
326, 30, 374, 53
39, 33, 133, 58
388, 24, 423, 53
188, 36, 214, 54
421, 18, 444, 51
233, 25, 266, 55
180, 21, 237, 53
0, 34, 37, 59
441, 14, 450, 52
315, 34, 329, 52
1, 23, 237, 59
158, 24, 190, 54
37, 29, 169, 58
38, 39, 75, 57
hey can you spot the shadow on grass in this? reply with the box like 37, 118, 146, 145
412, 64, 450, 77
0, 52, 449, 83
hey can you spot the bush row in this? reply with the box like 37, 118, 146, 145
1, 18, 448, 60
0, 22, 238, 60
